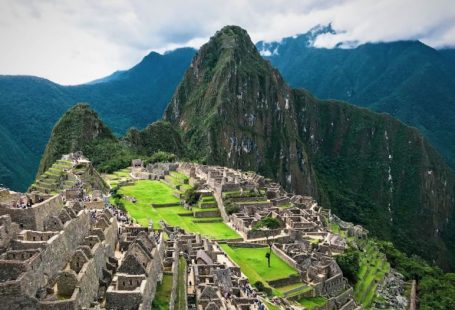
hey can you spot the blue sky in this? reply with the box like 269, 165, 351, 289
1, 0, 454, 85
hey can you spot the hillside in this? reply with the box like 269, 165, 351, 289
164, 26, 455, 270
257, 26, 455, 170
0, 48, 194, 191
38, 103, 135, 177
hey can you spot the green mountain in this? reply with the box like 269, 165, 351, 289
257, 26, 455, 171
124, 120, 186, 157
37, 103, 130, 176
0, 48, 195, 191
164, 26, 455, 270
38, 104, 185, 180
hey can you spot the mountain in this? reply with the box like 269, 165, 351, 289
124, 120, 186, 156
37, 104, 132, 176
164, 25, 455, 270
257, 26, 455, 170
0, 48, 195, 191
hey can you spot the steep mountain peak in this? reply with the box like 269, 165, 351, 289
190, 25, 262, 78
209, 25, 256, 51
163, 25, 455, 269
164, 25, 318, 198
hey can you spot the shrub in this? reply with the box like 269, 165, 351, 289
336, 248, 360, 284
183, 186, 200, 205
254, 281, 272, 296
225, 203, 240, 215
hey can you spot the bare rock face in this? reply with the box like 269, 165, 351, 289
163, 25, 455, 270
374, 269, 408, 309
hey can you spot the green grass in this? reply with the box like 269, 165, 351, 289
220, 244, 299, 295
175, 256, 187, 310
298, 296, 327, 309
170, 171, 189, 180
119, 180, 180, 204
276, 283, 311, 295
115, 180, 240, 240
103, 168, 132, 187
263, 300, 280, 310
152, 274, 173, 309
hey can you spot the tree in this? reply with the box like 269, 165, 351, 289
183, 185, 200, 205
253, 217, 281, 268
336, 248, 360, 284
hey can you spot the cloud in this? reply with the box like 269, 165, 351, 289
0, 0, 453, 84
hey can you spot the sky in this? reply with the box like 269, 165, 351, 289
1, 0, 454, 85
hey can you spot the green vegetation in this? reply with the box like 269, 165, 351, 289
37, 103, 140, 178
263, 300, 280, 310
30, 159, 73, 194
353, 243, 390, 307
220, 244, 299, 295
103, 168, 131, 188
114, 180, 239, 240
175, 256, 187, 310
152, 274, 173, 309
183, 185, 200, 205
336, 241, 390, 307
298, 296, 327, 309
124, 121, 186, 157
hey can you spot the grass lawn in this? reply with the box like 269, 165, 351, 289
263, 300, 280, 310
120, 180, 180, 205
170, 171, 189, 180
175, 256, 187, 310
152, 274, 173, 309
276, 283, 311, 295
116, 180, 240, 240
298, 296, 327, 309
220, 244, 299, 294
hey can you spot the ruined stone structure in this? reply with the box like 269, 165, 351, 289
175, 163, 362, 310
0, 155, 167, 310
0, 157, 379, 309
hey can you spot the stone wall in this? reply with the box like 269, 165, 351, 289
193, 210, 220, 218
0, 195, 63, 230
272, 244, 300, 271
246, 228, 281, 239
0, 210, 91, 310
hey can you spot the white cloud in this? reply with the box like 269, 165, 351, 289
0, 0, 453, 85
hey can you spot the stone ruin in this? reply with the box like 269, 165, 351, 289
0, 160, 167, 310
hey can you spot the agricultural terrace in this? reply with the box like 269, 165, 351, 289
103, 168, 132, 187
113, 179, 240, 240
354, 242, 390, 307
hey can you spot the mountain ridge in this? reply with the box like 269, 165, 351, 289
163, 25, 455, 270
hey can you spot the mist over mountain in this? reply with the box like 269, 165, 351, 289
257, 26, 455, 171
